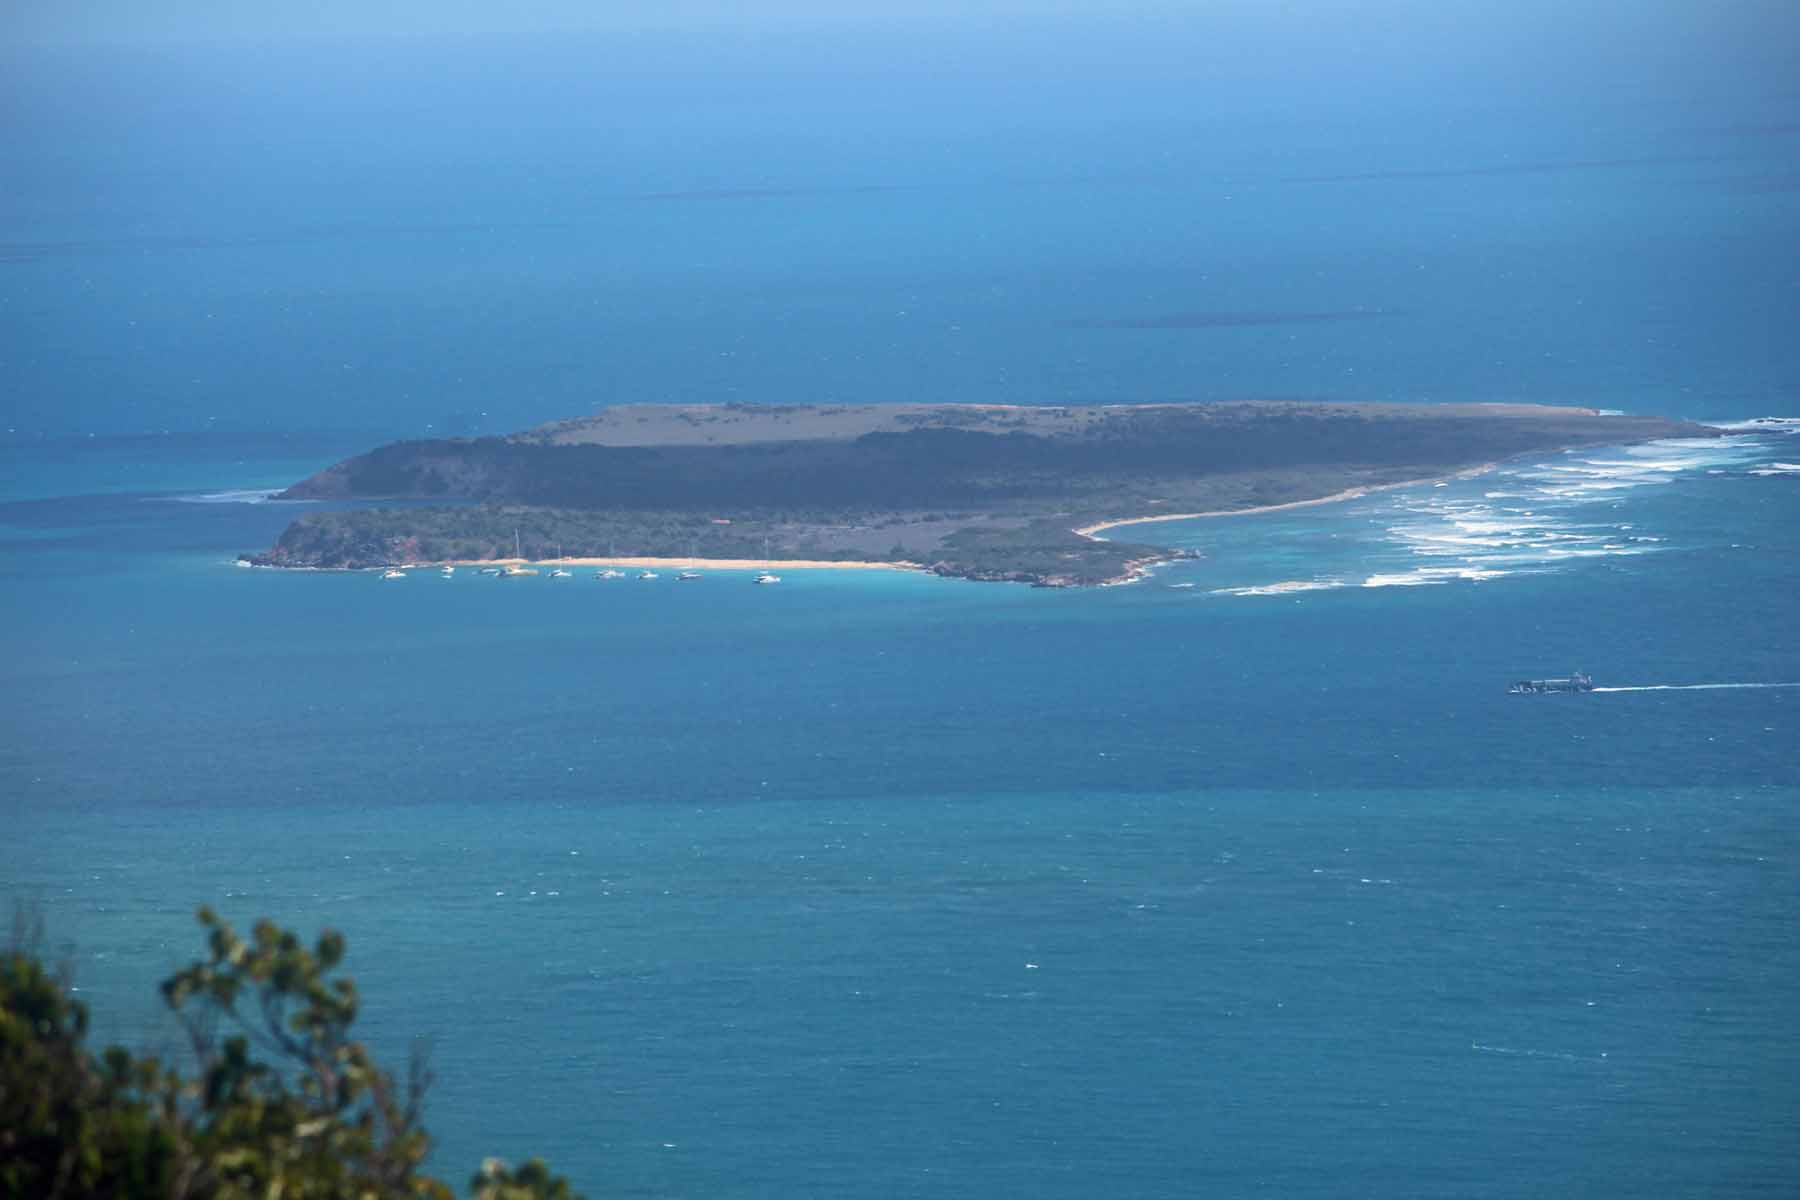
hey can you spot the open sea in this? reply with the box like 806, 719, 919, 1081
5, 8, 1800, 1197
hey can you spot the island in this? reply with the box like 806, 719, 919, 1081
243, 401, 1714, 586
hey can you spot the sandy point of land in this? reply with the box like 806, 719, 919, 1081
446, 556, 919, 572
1073, 464, 1500, 538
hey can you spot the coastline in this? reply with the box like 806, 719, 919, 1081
1097, 554, 1178, 587
250, 405, 1715, 587
1072, 462, 1501, 538
239, 556, 919, 573
450, 556, 918, 572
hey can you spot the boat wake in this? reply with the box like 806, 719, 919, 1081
1472, 1043, 1609, 1064
1591, 683, 1800, 693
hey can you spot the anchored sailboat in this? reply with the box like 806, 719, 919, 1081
503, 529, 537, 576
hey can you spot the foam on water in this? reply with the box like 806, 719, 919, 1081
1710, 417, 1800, 434
1361, 566, 1509, 588
6, 412, 1800, 1200
1207, 425, 1796, 598
1210, 579, 1348, 597
171, 488, 289, 504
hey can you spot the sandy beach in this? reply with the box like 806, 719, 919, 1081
1073, 463, 1500, 538
445, 556, 921, 572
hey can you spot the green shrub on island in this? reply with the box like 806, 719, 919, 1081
0, 909, 580, 1200
247, 402, 1712, 585
244, 506, 1176, 584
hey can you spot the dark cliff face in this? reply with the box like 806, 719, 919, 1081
281, 438, 512, 501
279, 408, 1713, 512
254, 404, 1715, 583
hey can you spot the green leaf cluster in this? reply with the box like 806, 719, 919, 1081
1, 909, 580, 1200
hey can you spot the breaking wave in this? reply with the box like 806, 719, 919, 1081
1206, 420, 1796, 598
1361, 566, 1510, 588
1709, 416, 1800, 434
1211, 579, 1348, 597
172, 488, 288, 504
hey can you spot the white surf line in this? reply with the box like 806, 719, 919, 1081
1592, 683, 1800, 693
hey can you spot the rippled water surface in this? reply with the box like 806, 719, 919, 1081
6, 13, 1799, 1189
5, 425, 1797, 1198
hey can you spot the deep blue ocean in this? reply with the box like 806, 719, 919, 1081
6, 8, 1800, 1198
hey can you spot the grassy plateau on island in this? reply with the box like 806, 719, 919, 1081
244, 401, 1713, 586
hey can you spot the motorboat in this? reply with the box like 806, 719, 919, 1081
1508, 672, 1595, 695
753, 573, 781, 585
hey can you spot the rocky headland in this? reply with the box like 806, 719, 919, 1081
245, 401, 1713, 586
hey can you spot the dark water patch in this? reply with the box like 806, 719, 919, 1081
0, 220, 582, 262
1711, 171, 1800, 195
1283, 154, 1722, 184
0, 492, 304, 559
1685, 120, 1800, 138
1068, 311, 1389, 330
641, 183, 917, 202
0, 186, 919, 261
0, 430, 380, 454
0, 490, 473, 561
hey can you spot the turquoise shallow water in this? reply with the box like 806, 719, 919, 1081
6, 13, 1800, 1193
19, 786, 1800, 1198
4, 429, 1798, 1197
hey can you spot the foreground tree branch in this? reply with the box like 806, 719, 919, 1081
2, 908, 582, 1200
